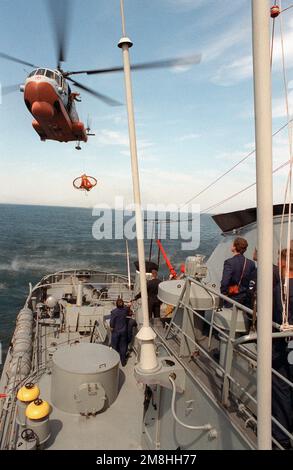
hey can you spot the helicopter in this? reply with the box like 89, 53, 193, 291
0, 1, 201, 150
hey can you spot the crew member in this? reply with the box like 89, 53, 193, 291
110, 298, 130, 366
127, 313, 137, 351
220, 237, 256, 307
244, 246, 293, 448
134, 269, 162, 319
80, 174, 93, 191
271, 248, 293, 449
69, 91, 81, 103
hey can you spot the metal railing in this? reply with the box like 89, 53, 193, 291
0, 269, 133, 449
164, 276, 293, 449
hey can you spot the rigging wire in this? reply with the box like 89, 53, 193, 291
147, 155, 292, 223
277, 0, 293, 327
180, 6, 293, 214
148, 221, 155, 262
179, 13, 281, 212
148, 3, 293, 228
202, 158, 292, 214
281, 4, 293, 13
181, 149, 256, 210
180, 120, 293, 211
148, 6, 291, 223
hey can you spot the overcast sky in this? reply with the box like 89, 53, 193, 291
0, 0, 292, 214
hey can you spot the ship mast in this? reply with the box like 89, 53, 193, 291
118, 0, 159, 371
252, 0, 273, 449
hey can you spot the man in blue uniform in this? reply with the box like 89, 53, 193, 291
134, 269, 162, 319
220, 237, 256, 307
110, 298, 130, 366
271, 248, 293, 449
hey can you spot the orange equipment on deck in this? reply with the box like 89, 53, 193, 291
156, 240, 177, 279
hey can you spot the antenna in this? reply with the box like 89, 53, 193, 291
125, 239, 131, 292
118, 0, 159, 372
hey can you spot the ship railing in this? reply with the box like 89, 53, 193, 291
164, 276, 293, 449
24, 270, 131, 306
24, 280, 133, 309
0, 367, 47, 450
0, 355, 45, 450
37, 269, 130, 287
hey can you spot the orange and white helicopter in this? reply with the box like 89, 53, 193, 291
0, 1, 200, 149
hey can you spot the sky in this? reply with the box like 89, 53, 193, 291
0, 0, 293, 214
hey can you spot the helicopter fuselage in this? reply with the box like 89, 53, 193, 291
22, 68, 87, 143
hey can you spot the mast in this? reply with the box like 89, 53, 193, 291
118, 0, 158, 371
252, 0, 273, 449
125, 239, 131, 291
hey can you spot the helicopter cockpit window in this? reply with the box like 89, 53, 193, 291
36, 69, 46, 76
28, 70, 37, 78
45, 70, 55, 79
54, 74, 61, 86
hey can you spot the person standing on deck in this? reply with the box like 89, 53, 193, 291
220, 237, 256, 307
134, 269, 162, 319
110, 298, 130, 367
271, 248, 293, 449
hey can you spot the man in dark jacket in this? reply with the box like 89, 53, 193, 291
220, 237, 256, 307
271, 248, 293, 449
110, 298, 130, 366
134, 269, 162, 319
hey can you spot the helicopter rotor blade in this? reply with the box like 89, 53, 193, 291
67, 77, 122, 107
46, 0, 71, 69
1, 84, 22, 96
65, 53, 201, 76
0, 52, 38, 69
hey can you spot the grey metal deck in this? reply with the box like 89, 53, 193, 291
152, 321, 257, 448
41, 353, 143, 450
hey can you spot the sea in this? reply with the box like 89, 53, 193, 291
0, 203, 222, 367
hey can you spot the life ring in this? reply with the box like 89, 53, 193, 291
73, 174, 98, 192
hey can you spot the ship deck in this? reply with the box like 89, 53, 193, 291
0, 270, 266, 450
152, 321, 257, 448
40, 352, 143, 450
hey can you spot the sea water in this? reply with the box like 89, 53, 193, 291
0, 203, 221, 364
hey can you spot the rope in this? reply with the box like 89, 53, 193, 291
277, 0, 293, 326
179, 14, 284, 212
202, 159, 292, 214
181, 150, 255, 209
281, 5, 293, 13
152, 158, 292, 222
203, 182, 256, 214
180, 120, 292, 211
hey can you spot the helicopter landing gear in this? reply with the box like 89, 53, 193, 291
75, 141, 81, 150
